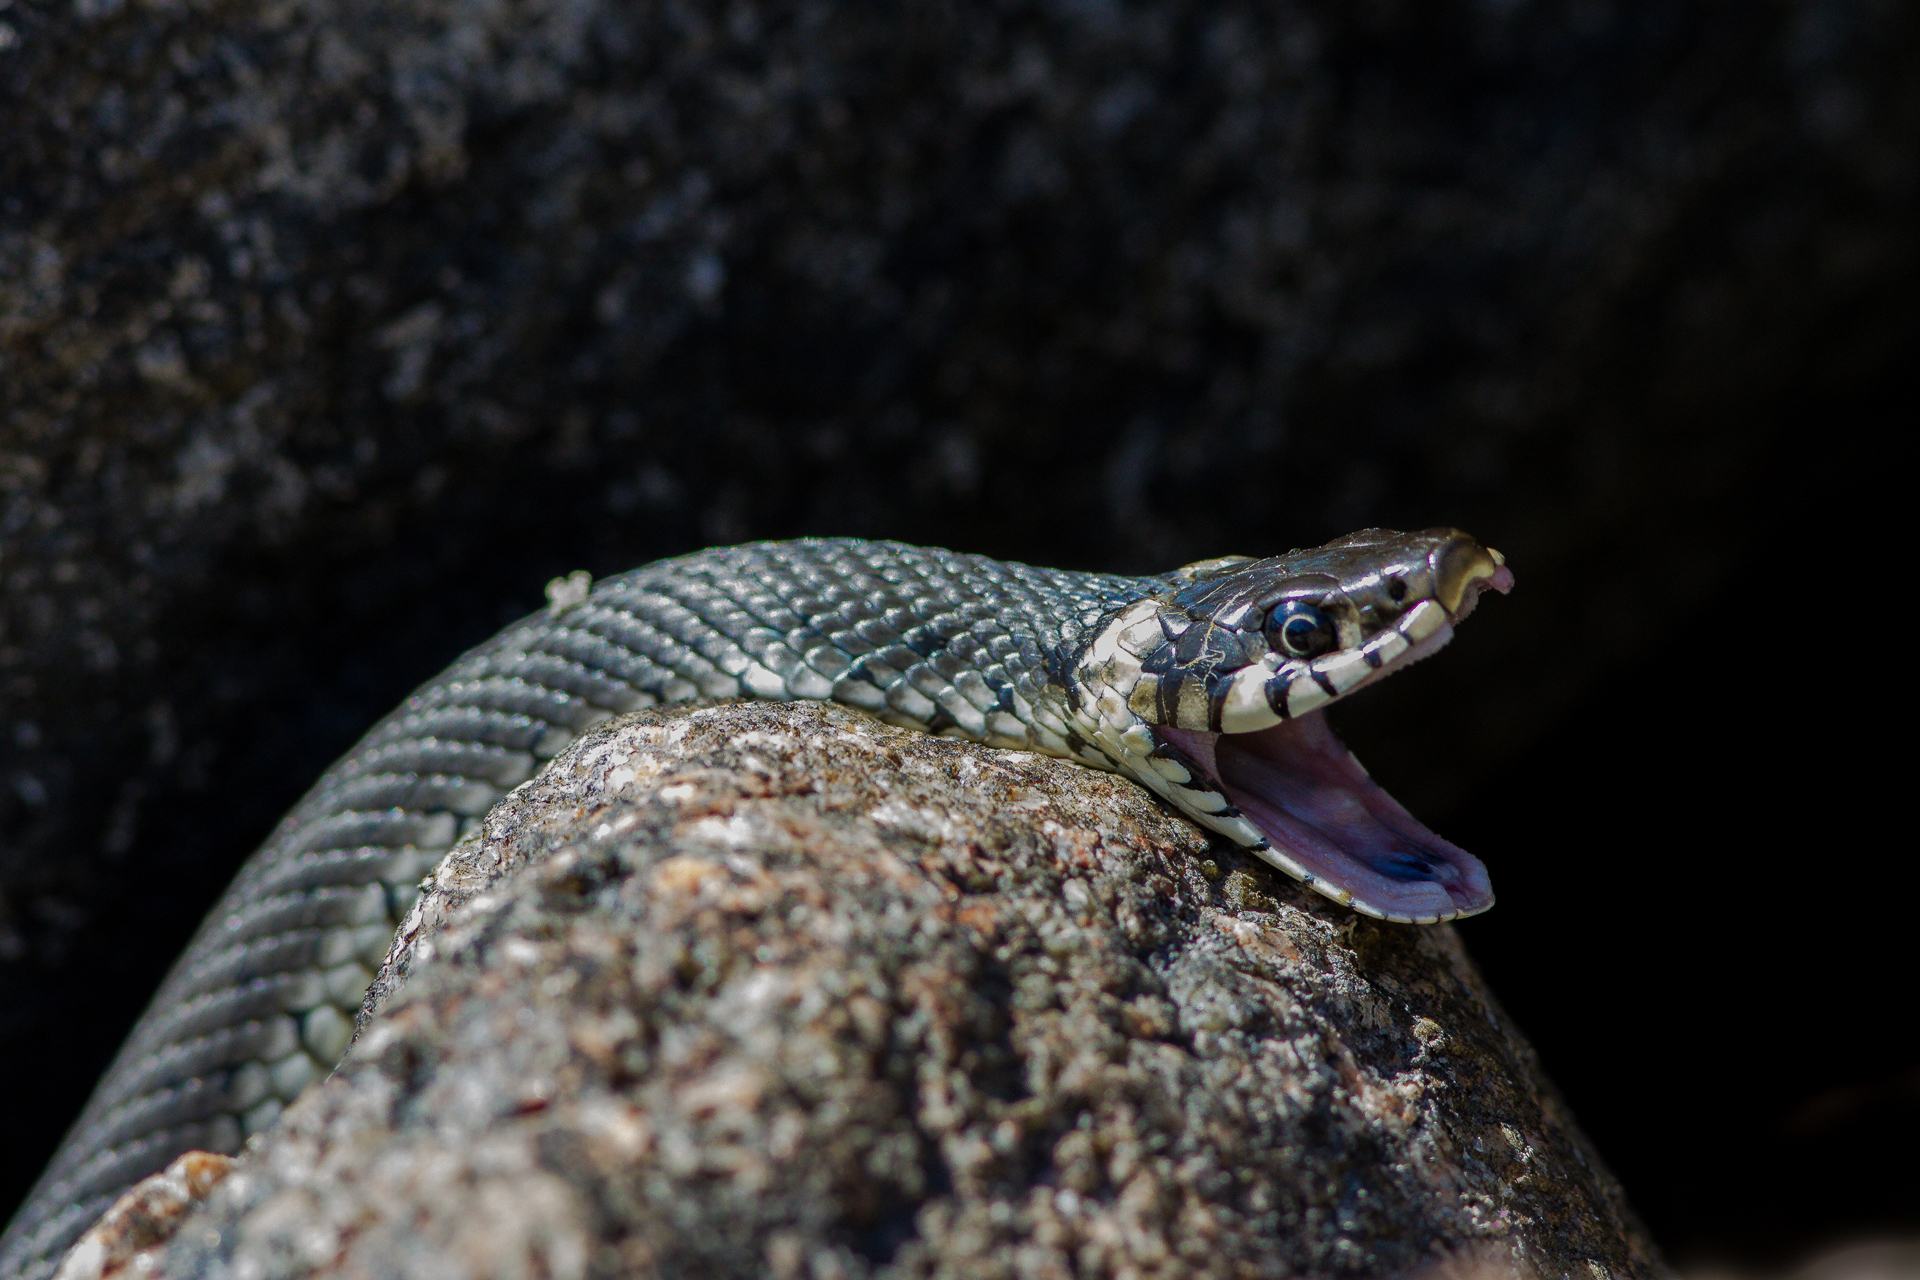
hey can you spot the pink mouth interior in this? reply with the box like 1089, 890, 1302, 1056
1156, 712, 1493, 919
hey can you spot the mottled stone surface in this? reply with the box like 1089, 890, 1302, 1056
132, 702, 1658, 1279
49, 1153, 234, 1280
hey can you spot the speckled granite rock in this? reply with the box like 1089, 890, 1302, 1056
50, 1153, 235, 1280
119, 702, 1659, 1279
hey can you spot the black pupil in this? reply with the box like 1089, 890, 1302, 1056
1269, 602, 1332, 657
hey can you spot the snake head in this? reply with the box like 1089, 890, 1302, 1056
1074, 528, 1513, 924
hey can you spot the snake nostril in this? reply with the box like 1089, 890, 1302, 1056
1386, 576, 1407, 603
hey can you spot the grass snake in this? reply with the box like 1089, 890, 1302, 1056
1, 530, 1511, 1280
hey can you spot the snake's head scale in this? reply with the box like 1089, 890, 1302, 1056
1072, 528, 1513, 924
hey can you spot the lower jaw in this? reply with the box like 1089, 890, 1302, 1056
1154, 713, 1493, 922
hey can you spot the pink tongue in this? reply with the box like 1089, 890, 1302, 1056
1160, 716, 1493, 919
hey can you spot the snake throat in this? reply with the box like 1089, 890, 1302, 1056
1155, 712, 1494, 923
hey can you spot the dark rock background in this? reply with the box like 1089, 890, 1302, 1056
0, 0, 1911, 1268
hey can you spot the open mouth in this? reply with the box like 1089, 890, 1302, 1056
1155, 711, 1492, 922
1154, 560, 1512, 923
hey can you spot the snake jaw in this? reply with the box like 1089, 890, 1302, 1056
1152, 716, 1495, 923
1073, 528, 1511, 923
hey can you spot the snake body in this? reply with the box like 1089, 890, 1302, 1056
1, 532, 1510, 1280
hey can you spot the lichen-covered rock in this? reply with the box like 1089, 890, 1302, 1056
134, 702, 1659, 1279
49, 1153, 234, 1280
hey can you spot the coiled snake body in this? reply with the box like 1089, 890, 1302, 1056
2, 532, 1511, 1279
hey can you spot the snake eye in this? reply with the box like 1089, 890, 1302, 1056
1266, 601, 1336, 659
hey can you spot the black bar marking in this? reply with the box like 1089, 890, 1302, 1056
1155, 669, 1182, 725
1205, 669, 1233, 733
1265, 668, 1295, 719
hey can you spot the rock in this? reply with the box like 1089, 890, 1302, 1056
122, 702, 1658, 1278
50, 1153, 234, 1280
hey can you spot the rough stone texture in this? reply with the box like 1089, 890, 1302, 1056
2, 0, 1914, 1259
128, 702, 1658, 1280
50, 1153, 235, 1280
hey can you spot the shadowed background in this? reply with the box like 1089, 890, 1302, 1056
1, 0, 1912, 1268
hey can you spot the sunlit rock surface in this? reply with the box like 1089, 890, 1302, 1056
127, 703, 1657, 1279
